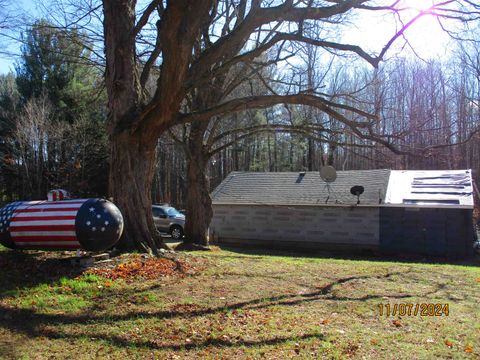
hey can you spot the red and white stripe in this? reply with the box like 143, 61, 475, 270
10, 199, 87, 249
48, 189, 69, 201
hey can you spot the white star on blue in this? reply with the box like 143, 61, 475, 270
0, 202, 20, 234
81, 202, 119, 236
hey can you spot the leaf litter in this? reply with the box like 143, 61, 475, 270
85, 254, 206, 281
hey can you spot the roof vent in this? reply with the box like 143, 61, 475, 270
296, 171, 306, 183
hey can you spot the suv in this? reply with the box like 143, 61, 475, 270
152, 205, 185, 240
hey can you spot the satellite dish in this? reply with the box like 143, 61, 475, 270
350, 185, 364, 196
350, 185, 364, 204
320, 166, 337, 183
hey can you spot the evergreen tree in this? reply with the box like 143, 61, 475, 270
0, 20, 109, 200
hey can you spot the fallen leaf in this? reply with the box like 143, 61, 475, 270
392, 319, 402, 327
445, 339, 453, 348
85, 255, 201, 281
464, 345, 473, 353
320, 319, 331, 325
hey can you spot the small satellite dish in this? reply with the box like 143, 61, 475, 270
320, 166, 337, 183
350, 185, 364, 204
350, 185, 364, 196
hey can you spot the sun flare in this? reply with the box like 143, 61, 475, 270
400, 0, 435, 12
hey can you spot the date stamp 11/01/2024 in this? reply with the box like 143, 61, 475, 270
378, 303, 450, 317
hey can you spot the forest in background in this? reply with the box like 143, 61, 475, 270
2, 21, 479, 208
154, 51, 480, 207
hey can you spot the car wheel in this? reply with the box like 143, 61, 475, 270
170, 225, 183, 240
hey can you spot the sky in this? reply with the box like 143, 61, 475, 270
0, 0, 34, 74
0, 0, 457, 75
0, 53, 19, 74
342, 1, 454, 61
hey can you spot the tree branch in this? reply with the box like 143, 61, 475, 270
133, 0, 161, 38
188, 0, 369, 85
140, 19, 163, 89
210, 123, 329, 145
178, 94, 377, 126
208, 127, 331, 157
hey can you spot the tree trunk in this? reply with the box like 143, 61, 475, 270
184, 153, 212, 246
103, 0, 165, 254
109, 130, 164, 254
307, 138, 315, 171
183, 122, 212, 246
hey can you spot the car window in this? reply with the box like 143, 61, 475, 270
166, 207, 181, 216
152, 208, 165, 217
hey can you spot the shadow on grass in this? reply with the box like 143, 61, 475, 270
45, 329, 326, 352
0, 250, 85, 299
0, 246, 460, 354
216, 244, 480, 267
0, 268, 446, 353
0, 273, 392, 351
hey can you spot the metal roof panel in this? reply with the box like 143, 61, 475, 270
384, 169, 473, 208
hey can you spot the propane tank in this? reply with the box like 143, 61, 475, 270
0, 197, 124, 251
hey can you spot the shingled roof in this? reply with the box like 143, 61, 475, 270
211, 169, 391, 206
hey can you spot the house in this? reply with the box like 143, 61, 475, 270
209, 169, 475, 258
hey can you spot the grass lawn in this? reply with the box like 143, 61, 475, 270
0, 244, 479, 359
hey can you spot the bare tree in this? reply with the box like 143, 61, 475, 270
13, 95, 53, 198
98, 0, 480, 254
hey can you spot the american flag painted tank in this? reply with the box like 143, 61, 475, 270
0, 198, 123, 251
